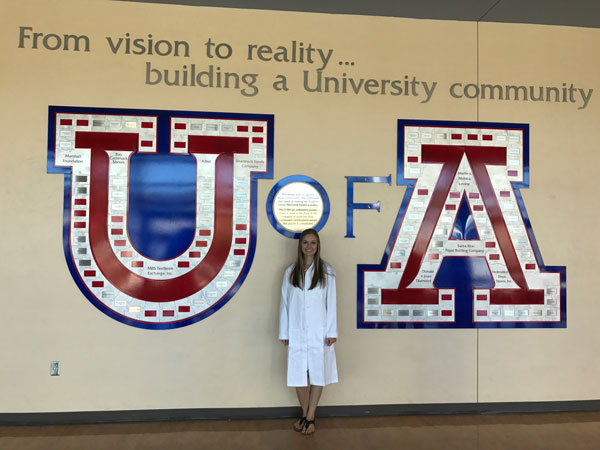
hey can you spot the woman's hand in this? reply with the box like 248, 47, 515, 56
281, 339, 289, 346
325, 337, 337, 346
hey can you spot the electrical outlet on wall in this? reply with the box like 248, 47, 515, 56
50, 361, 60, 376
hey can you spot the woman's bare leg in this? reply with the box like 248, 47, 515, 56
294, 386, 310, 430
302, 385, 323, 435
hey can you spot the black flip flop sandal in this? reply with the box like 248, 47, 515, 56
302, 419, 315, 435
293, 416, 306, 432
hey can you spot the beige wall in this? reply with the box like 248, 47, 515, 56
0, 0, 598, 412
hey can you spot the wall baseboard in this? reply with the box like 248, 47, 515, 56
2, 400, 600, 426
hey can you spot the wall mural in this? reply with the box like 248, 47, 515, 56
358, 120, 566, 328
47, 109, 565, 330
47, 106, 274, 329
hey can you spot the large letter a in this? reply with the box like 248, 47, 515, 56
358, 120, 566, 329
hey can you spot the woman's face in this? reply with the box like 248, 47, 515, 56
301, 233, 318, 258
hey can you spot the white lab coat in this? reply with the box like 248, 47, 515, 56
279, 262, 338, 387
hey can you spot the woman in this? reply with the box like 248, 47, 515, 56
279, 228, 338, 435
